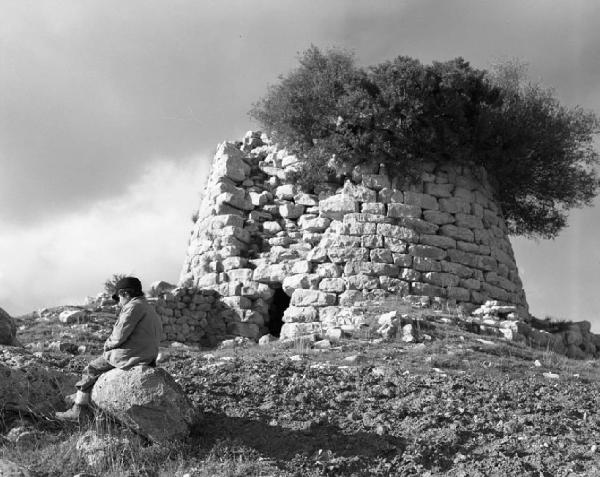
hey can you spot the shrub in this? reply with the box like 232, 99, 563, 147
103, 274, 128, 296
250, 47, 600, 238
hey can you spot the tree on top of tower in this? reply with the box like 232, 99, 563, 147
249, 46, 600, 239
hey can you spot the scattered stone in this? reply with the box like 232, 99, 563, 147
343, 355, 365, 363
313, 339, 331, 349
543, 372, 559, 379
259, 334, 277, 346
58, 309, 88, 324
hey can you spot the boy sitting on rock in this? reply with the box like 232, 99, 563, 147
56, 276, 163, 421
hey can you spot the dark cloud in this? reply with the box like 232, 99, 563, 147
4, 1, 598, 224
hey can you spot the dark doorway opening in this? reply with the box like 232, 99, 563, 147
268, 287, 290, 337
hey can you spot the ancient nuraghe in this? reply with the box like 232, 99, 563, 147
154, 131, 528, 346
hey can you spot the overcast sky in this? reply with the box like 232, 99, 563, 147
1, 0, 599, 330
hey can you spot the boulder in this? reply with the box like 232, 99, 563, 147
58, 309, 88, 324
149, 280, 177, 296
0, 347, 78, 416
0, 306, 17, 345
91, 366, 198, 443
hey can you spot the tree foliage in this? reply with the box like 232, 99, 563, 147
103, 273, 128, 295
250, 46, 600, 238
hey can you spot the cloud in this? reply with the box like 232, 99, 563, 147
0, 152, 209, 316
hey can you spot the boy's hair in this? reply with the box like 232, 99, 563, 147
118, 288, 144, 298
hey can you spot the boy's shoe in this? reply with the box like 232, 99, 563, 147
55, 404, 93, 423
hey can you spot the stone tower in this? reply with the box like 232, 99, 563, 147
178, 131, 528, 342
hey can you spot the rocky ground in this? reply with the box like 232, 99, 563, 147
1, 310, 600, 476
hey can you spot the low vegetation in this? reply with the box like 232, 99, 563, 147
2, 309, 600, 476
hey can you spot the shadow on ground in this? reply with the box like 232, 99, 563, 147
192, 411, 404, 466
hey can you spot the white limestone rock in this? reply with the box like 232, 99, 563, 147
319, 195, 359, 220
291, 289, 337, 307
214, 142, 251, 182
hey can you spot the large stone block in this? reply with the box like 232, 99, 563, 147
379, 277, 410, 294
446, 249, 479, 268
291, 289, 337, 307
439, 197, 471, 214
342, 181, 377, 202
315, 263, 342, 278
275, 184, 297, 200
423, 272, 461, 288
392, 253, 413, 267
319, 195, 359, 220
225, 268, 254, 282
344, 212, 392, 224
91, 366, 198, 444
377, 223, 419, 241
400, 268, 422, 281
419, 234, 456, 249
378, 188, 404, 203
347, 274, 380, 290
282, 306, 318, 322
456, 240, 480, 254
397, 217, 439, 234
370, 248, 393, 263
339, 290, 364, 306
440, 224, 475, 242
280, 323, 322, 340
403, 191, 439, 210
362, 202, 386, 215
424, 182, 454, 197
455, 213, 484, 230
387, 203, 422, 218
215, 191, 253, 212
319, 278, 346, 293
344, 261, 399, 277
279, 203, 305, 219
298, 216, 330, 232
362, 234, 384, 248
413, 257, 442, 272
211, 214, 245, 229
411, 282, 445, 297
327, 247, 370, 264
362, 174, 391, 190
282, 273, 316, 296
460, 278, 481, 290
385, 237, 408, 253
214, 142, 251, 182
408, 245, 447, 260
440, 261, 474, 278
253, 263, 289, 283
423, 210, 455, 225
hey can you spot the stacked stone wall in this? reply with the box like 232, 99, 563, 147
172, 131, 528, 343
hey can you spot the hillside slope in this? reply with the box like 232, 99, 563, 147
1, 310, 599, 476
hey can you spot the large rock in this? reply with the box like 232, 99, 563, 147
91, 366, 197, 443
0, 347, 78, 416
0, 307, 17, 345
